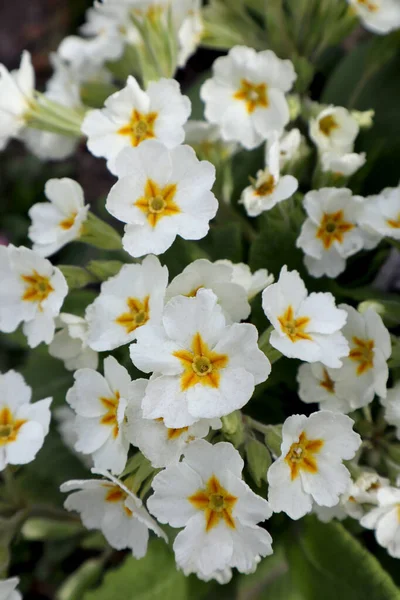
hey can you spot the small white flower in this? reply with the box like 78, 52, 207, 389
177, 0, 204, 67
261, 266, 349, 367
296, 188, 366, 278
166, 259, 250, 323
215, 260, 274, 301
274, 128, 303, 170
321, 151, 366, 177
0, 577, 22, 600
338, 304, 391, 402
0, 51, 35, 150
82, 76, 191, 174
309, 106, 359, 154
130, 289, 271, 428
380, 382, 400, 438
184, 120, 238, 159
125, 379, 221, 468
347, 0, 400, 35
0, 370, 52, 471
361, 485, 400, 558
105, 140, 218, 257
49, 313, 98, 371
54, 406, 93, 469
61, 469, 167, 558
28, 178, 89, 257
0, 245, 68, 347
66, 356, 134, 475
358, 185, 400, 240
86, 255, 168, 351
201, 46, 296, 149
241, 132, 298, 216
267, 411, 361, 520
147, 440, 273, 578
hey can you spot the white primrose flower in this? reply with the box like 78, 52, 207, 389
0, 245, 68, 347
66, 356, 134, 475
274, 128, 303, 170
86, 255, 168, 351
82, 75, 191, 174
347, 0, 400, 35
49, 313, 98, 371
130, 289, 271, 428
361, 485, 400, 558
28, 178, 89, 257
0, 370, 52, 471
0, 51, 35, 150
321, 151, 366, 177
338, 304, 391, 403
297, 361, 369, 413
215, 260, 274, 301
267, 411, 361, 520
125, 378, 222, 468
358, 185, 400, 240
296, 188, 366, 279
0, 578, 22, 600
61, 469, 167, 558
184, 120, 238, 159
241, 132, 298, 216
261, 266, 349, 367
176, 0, 204, 67
54, 406, 93, 469
201, 46, 296, 150
380, 382, 400, 438
309, 106, 359, 154
147, 440, 273, 579
105, 140, 218, 257
165, 259, 251, 323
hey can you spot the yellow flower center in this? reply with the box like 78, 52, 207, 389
115, 295, 150, 334
349, 337, 374, 375
188, 474, 237, 531
233, 79, 269, 114
277, 305, 312, 343
319, 115, 338, 137
100, 391, 121, 438
0, 407, 27, 445
59, 212, 77, 230
135, 178, 180, 228
386, 213, 400, 229
356, 0, 379, 11
21, 271, 54, 307
285, 431, 324, 480
104, 484, 132, 517
155, 418, 189, 440
316, 210, 354, 250
117, 109, 158, 147
319, 369, 335, 394
255, 174, 276, 197
173, 332, 228, 391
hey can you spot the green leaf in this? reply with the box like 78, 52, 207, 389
86, 260, 124, 281
21, 518, 83, 541
285, 516, 400, 600
208, 222, 244, 262
80, 212, 122, 251
245, 438, 271, 487
56, 559, 103, 600
83, 540, 188, 600
58, 266, 96, 290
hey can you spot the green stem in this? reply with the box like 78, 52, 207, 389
258, 326, 282, 364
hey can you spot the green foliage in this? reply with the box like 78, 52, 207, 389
83, 541, 188, 600
245, 438, 271, 486
58, 266, 96, 289
284, 516, 400, 600
56, 559, 104, 600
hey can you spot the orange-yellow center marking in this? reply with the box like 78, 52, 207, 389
285, 431, 324, 480
319, 369, 335, 394
316, 210, 354, 250
188, 474, 237, 531
277, 305, 312, 343
387, 213, 400, 229
349, 336, 374, 375
356, 0, 379, 11
59, 212, 77, 230
233, 79, 268, 114
135, 178, 180, 228
117, 109, 158, 147
100, 391, 121, 438
104, 484, 132, 517
155, 418, 189, 440
255, 174, 275, 197
173, 332, 228, 391
115, 295, 150, 334
319, 115, 338, 136
21, 271, 54, 306
0, 407, 27, 445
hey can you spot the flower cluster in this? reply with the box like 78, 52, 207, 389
2, 0, 400, 594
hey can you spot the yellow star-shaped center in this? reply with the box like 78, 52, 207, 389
118, 109, 158, 147
100, 391, 121, 439
0, 407, 27, 445
173, 332, 228, 391
316, 210, 354, 250
277, 305, 312, 343
233, 79, 269, 114
21, 271, 54, 307
188, 474, 237, 531
115, 295, 150, 334
319, 114, 339, 137
285, 431, 324, 480
349, 337, 374, 375
135, 178, 180, 228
